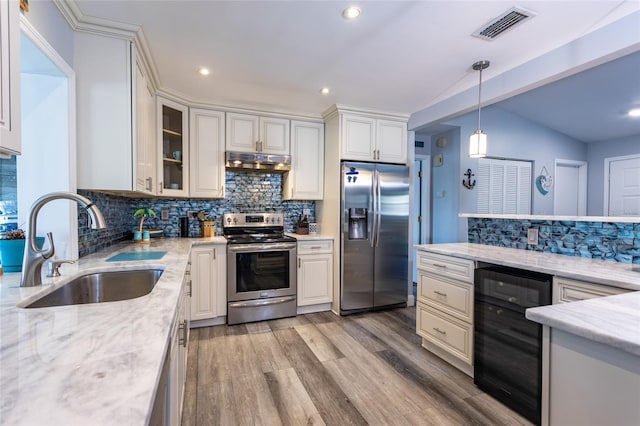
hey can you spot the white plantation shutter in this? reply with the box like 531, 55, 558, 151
517, 162, 532, 213
491, 163, 505, 212
477, 159, 532, 214
477, 162, 490, 213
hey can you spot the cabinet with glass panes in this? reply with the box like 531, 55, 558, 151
158, 97, 189, 196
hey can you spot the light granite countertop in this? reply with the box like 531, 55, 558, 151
526, 292, 640, 356
0, 236, 226, 426
287, 233, 334, 241
415, 243, 640, 356
415, 243, 640, 291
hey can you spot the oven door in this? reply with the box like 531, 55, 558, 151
227, 242, 297, 302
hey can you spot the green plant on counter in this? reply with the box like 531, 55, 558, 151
1, 228, 25, 240
134, 208, 156, 232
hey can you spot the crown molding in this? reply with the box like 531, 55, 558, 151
322, 104, 410, 121
54, 0, 159, 90
156, 89, 323, 122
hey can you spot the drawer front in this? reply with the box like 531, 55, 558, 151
298, 239, 333, 254
417, 251, 474, 283
416, 303, 473, 365
418, 272, 472, 322
553, 277, 629, 304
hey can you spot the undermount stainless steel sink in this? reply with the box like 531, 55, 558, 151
24, 269, 164, 308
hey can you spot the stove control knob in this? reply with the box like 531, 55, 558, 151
233, 218, 238, 224
276, 217, 281, 223
226, 217, 231, 224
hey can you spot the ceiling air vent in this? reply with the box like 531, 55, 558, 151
472, 7, 536, 41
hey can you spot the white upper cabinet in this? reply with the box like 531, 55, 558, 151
340, 112, 407, 164
189, 108, 225, 198
226, 112, 290, 155
0, 0, 20, 156
76, 33, 155, 193
377, 119, 407, 164
341, 114, 375, 161
134, 57, 156, 194
157, 97, 189, 197
283, 120, 324, 200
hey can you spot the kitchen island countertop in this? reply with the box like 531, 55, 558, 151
0, 237, 224, 425
415, 243, 640, 356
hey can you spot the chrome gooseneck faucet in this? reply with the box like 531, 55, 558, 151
20, 192, 107, 287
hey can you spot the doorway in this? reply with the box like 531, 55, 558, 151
554, 159, 587, 215
604, 154, 640, 216
17, 19, 77, 259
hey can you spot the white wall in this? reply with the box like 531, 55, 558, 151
424, 106, 587, 241
452, 106, 587, 215
587, 135, 640, 216
21, 1, 74, 66
18, 71, 75, 259
430, 128, 460, 243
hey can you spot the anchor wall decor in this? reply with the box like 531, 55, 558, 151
462, 168, 476, 189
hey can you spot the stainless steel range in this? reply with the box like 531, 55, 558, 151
223, 212, 297, 325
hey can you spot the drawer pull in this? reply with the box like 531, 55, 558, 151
310, 246, 322, 249
432, 263, 447, 268
433, 327, 447, 335
433, 290, 447, 297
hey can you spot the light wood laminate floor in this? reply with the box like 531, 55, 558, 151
181, 307, 533, 426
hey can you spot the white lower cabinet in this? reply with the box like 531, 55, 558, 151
190, 244, 227, 325
415, 250, 475, 376
297, 239, 333, 313
553, 276, 629, 303
167, 266, 191, 425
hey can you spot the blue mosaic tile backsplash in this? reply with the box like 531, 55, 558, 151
78, 171, 315, 257
468, 217, 640, 264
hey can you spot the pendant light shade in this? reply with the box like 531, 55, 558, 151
469, 60, 490, 158
469, 130, 487, 158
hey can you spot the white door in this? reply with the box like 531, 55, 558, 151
607, 155, 640, 216
412, 157, 429, 285
554, 160, 587, 216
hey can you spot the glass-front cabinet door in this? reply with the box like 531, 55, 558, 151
157, 97, 189, 196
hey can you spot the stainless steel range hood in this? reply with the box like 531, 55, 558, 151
225, 152, 291, 172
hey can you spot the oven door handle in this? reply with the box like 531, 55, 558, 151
228, 296, 296, 308
227, 243, 297, 252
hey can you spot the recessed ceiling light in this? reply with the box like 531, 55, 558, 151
342, 6, 361, 20
320, 87, 330, 95
198, 67, 210, 76
628, 108, 640, 117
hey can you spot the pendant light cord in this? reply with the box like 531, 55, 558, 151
472, 60, 490, 132
477, 66, 482, 131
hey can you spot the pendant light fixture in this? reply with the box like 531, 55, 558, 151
469, 60, 490, 158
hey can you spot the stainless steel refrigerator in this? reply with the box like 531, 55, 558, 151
340, 161, 410, 314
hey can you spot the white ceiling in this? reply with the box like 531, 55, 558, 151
496, 50, 640, 143
70, 0, 639, 120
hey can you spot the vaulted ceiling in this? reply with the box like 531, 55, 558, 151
68, 0, 639, 124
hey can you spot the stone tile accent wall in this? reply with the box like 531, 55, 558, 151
78, 171, 315, 257
468, 217, 640, 264
0, 157, 17, 206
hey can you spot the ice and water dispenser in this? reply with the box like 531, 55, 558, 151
348, 208, 368, 240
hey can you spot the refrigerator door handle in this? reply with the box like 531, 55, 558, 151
370, 169, 377, 248
376, 170, 382, 248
